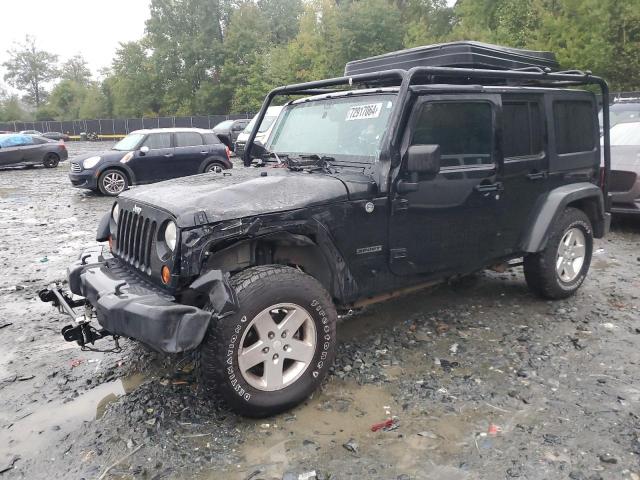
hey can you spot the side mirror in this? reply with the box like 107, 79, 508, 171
406, 144, 440, 176
140, 146, 150, 155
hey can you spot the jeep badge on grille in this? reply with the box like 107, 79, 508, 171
132, 205, 142, 215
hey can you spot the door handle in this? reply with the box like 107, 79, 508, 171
474, 182, 503, 193
164, 153, 174, 158
200, 151, 208, 154
527, 171, 548, 180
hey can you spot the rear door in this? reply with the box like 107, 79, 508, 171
172, 132, 207, 177
494, 95, 550, 255
127, 132, 173, 183
389, 94, 503, 276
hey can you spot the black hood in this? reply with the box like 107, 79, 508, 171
72, 149, 129, 163
119, 167, 373, 228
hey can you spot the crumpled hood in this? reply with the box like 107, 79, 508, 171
119, 167, 356, 228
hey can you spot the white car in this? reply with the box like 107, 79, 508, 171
234, 106, 283, 159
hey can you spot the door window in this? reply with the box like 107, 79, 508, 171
142, 133, 171, 149
412, 101, 494, 169
553, 101, 595, 154
175, 132, 203, 147
202, 133, 221, 145
503, 102, 544, 158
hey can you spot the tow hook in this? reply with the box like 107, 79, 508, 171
39, 285, 121, 353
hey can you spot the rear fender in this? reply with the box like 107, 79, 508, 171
521, 183, 606, 253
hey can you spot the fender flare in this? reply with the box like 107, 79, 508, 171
96, 163, 136, 185
96, 211, 111, 242
198, 156, 228, 173
521, 182, 605, 253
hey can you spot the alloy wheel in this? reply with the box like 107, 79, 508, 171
555, 227, 586, 283
238, 303, 317, 392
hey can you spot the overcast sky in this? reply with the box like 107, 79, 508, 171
0, 0, 150, 85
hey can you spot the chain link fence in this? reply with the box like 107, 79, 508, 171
0, 114, 254, 136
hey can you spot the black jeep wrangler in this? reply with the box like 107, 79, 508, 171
42, 42, 612, 417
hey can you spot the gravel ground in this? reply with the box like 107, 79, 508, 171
0, 142, 639, 480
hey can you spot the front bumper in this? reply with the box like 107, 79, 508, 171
68, 247, 212, 353
69, 170, 98, 190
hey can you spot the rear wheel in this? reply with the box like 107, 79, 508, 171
204, 161, 225, 173
524, 207, 593, 299
200, 265, 337, 417
43, 153, 59, 168
98, 169, 129, 196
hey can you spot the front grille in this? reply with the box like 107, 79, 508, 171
610, 170, 637, 193
114, 209, 157, 274
70, 162, 81, 173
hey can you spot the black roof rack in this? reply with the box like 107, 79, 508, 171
244, 45, 611, 203
344, 41, 559, 76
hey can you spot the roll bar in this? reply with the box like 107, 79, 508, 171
243, 66, 610, 204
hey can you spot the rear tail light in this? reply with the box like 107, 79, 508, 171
225, 145, 231, 160
59, 141, 66, 150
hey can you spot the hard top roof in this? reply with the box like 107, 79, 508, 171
129, 127, 214, 135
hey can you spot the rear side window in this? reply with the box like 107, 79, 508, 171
175, 132, 203, 147
142, 133, 171, 149
412, 101, 494, 168
503, 102, 544, 158
554, 101, 595, 154
202, 133, 221, 145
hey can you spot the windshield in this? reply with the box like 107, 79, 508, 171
244, 115, 278, 134
113, 133, 145, 151
214, 120, 234, 130
268, 94, 396, 162
608, 122, 640, 146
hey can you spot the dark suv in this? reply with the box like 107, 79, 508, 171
43, 42, 612, 417
69, 128, 232, 196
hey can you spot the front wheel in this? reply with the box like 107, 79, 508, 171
523, 207, 593, 299
200, 265, 337, 417
98, 169, 129, 196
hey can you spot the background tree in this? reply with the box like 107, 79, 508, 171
61, 55, 92, 85
3, 35, 58, 108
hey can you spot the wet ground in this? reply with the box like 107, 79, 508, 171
0, 142, 639, 479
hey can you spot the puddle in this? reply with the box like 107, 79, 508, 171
0, 374, 145, 460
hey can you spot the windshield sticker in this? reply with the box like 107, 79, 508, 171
346, 103, 382, 121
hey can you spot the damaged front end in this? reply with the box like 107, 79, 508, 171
40, 245, 237, 354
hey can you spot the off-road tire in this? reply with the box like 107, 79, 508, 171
42, 153, 60, 168
200, 265, 337, 417
98, 169, 129, 196
523, 207, 593, 299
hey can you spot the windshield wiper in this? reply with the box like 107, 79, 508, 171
286, 154, 337, 173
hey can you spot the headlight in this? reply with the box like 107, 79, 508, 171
111, 203, 119, 224
83, 156, 101, 169
120, 152, 134, 164
164, 221, 177, 251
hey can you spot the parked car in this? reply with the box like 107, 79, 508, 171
234, 106, 283, 158
212, 119, 250, 151
19, 129, 43, 136
68, 128, 231, 196
605, 121, 640, 215
599, 98, 640, 135
0, 133, 67, 168
0, 130, 14, 134
43, 131, 70, 141
43, 41, 610, 417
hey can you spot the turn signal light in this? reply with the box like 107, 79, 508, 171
161, 265, 171, 284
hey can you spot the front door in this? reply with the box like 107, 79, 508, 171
389, 95, 504, 276
127, 132, 173, 183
